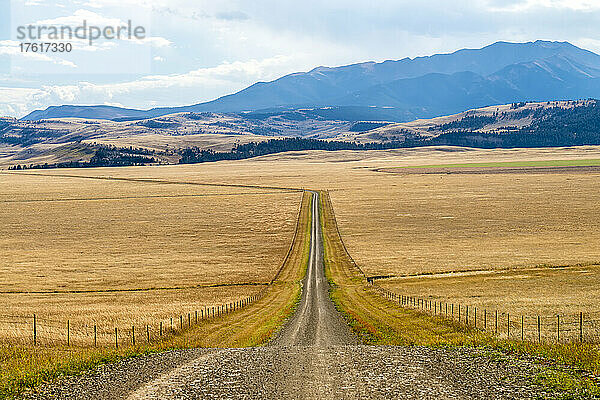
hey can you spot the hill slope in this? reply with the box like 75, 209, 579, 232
6, 99, 600, 168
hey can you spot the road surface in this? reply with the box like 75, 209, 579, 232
27, 192, 555, 399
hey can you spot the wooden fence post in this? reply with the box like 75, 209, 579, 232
557, 315, 560, 343
466, 306, 469, 325
160, 321, 163, 337
147, 325, 150, 343
458, 305, 461, 323
188, 313, 191, 327
580, 312, 583, 343
115, 327, 118, 349
67, 320, 70, 346
33, 314, 37, 346
537, 316, 541, 343
474, 307, 477, 328
484, 309, 487, 330
132, 326, 135, 346
180, 315, 183, 329
495, 310, 498, 333
195, 311, 198, 324
507, 313, 510, 339
94, 325, 97, 347
521, 316, 524, 341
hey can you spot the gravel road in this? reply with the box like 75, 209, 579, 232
26, 192, 559, 399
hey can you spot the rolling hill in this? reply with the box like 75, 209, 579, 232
5, 99, 600, 168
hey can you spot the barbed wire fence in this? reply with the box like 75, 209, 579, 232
369, 281, 600, 344
0, 286, 270, 348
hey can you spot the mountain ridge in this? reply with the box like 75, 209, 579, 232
21, 40, 600, 122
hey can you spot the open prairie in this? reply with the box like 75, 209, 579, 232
3, 145, 600, 340
67, 144, 598, 321
0, 171, 301, 342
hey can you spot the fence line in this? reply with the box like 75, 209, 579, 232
369, 282, 600, 344
0, 290, 270, 348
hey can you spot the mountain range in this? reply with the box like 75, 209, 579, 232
22, 40, 600, 122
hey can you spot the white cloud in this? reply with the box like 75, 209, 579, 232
34, 9, 125, 27
124, 36, 172, 48
26, 10, 171, 49
79, 0, 153, 9
488, 0, 600, 12
0, 55, 297, 117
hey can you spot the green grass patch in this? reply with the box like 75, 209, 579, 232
397, 159, 600, 169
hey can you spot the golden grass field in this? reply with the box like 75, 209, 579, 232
0, 171, 301, 345
324, 159, 600, 324
321, 189, 600, 397
3, 146, 600, 319
330, 169, 600, 277
2, 144, 600, 340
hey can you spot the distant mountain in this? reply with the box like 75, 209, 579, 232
334, 56, 600, 119
21, 40, 600, 122
23, 105, 151, 121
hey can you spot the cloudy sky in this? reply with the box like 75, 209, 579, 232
1, 0, 600, 117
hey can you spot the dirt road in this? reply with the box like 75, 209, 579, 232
26, 192, 556, 399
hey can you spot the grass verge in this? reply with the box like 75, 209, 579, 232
320, 190, 600, 398
0, 191, 312, 400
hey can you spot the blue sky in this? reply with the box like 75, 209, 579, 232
1, 0, 600, 117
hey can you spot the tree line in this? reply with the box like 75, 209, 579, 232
8, 145, 157, 170
178, 137, 411, 164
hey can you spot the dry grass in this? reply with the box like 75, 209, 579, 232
378, 264, 600, 318
316, 148, 600, 323
321, 190, 600, 397
0, 171, 301, 345
3, 145, 600, 395
329, 169, 600, 278
0, 286, 261, 346
7, 146, 599, 317
0, 173, 299, 292
4, 146, 599, 327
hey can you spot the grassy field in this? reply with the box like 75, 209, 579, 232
3, 145, 600, 396
7, 145, 600, 325
329, 167, 600, 279
392, 158, 600, 168
320, 190, 600, 397
0, 171, 301, 345
322, 154, 600, 323
377, 264, 600, 319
